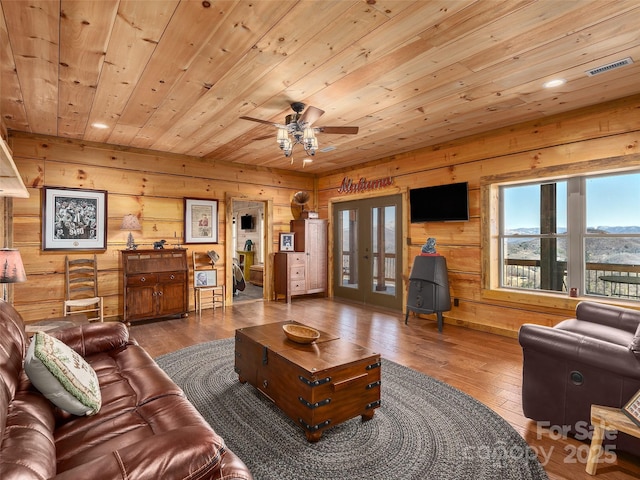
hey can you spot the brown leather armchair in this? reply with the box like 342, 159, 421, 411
519, 301, 640, 457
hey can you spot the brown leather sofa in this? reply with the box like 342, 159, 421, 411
519, 301, 640, 457
0, 300, 253, 479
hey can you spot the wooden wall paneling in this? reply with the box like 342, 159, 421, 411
316, 95, 640, 190
8, 132, 316, 191
409, 220, 479, 248
318, 95, 640, 335
10, 135, 312, 321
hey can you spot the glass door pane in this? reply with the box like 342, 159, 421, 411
338, 209, 358, 289
372, 205, 396, 296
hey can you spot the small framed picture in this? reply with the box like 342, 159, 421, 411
42, 187, 108, 251
623, 388, 640, 427
279, 232, 295, 252
184, 198, 218, 244
194, 269, 217, 288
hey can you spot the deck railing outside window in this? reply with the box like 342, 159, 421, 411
503, 259, 640, 298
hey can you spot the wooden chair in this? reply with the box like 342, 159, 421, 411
193, 251, 225, 316
64, 255, 104, 322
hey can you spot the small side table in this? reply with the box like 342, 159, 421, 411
586, 404, 640, 475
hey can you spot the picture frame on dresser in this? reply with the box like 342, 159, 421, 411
42, 187, 107, 251
279, 233, 295, 252
184, 198, 218, 244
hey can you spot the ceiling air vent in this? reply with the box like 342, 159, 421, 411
585, 57, 633, 77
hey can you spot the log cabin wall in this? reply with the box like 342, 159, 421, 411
8, 132, 315, 322
317, 94, 640, 337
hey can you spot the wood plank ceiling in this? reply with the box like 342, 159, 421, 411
1, 0, 640, 174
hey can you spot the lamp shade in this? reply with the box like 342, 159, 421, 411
0, 248, 27, 283
120, 214, 142, 231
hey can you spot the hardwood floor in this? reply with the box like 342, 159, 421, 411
130, 297, 640, 480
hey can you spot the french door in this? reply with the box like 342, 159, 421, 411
333, 195, 402, 310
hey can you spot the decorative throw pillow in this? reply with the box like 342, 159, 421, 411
24, 331, 101, 416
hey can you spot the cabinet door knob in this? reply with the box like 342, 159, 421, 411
140, 277, 146, 282
158, 291, 163, 296
170, 274, 175, 280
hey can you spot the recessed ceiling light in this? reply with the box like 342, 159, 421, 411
91, 122, 109, 129
543, 79, 566, 89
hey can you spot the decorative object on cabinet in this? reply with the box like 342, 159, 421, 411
120, 214, 141, 250
121, 249, 188, 323
42, 187, 107, 251
192, 251, 224, 316
63, 255, 103, 323
421, 237, 437, 254
0, 248, 26, 301
236, 250, 254, 279
274, 219, 327, 303
153, 239, 166, 249
279, 232, 295, 251
291, 190, 310, 219
405, 255, 451, 332
184, 197, 218, 244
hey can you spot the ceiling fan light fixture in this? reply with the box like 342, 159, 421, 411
277, 127, 288, 142
303, 128, 318, 155
241, 102, 358, 163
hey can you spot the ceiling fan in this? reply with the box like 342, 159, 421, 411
240, 102, 359, 158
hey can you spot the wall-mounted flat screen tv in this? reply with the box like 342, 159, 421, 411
240, 214, 254, 230
409, 182, 469, 223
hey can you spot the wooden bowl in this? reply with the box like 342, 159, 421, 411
283, 324, 320, 344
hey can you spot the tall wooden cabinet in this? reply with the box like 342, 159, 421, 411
274, 219, 327, 302
122, 249, 189, 323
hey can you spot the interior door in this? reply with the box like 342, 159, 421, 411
333, 195, 402, 310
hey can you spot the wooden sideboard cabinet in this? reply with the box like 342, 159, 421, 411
274, 219, 327, 302
122, 249, 189, 323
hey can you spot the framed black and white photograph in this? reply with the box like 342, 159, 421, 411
42, 187, 107, 251
623, 388, 640, 427
195, 269, 217, 288
279, 232, 295, 252
184, 198, 218, 244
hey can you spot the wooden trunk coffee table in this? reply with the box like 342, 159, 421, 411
234, 321, 381, 442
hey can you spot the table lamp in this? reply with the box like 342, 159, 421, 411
0, 248, 27, 301
121, 214, 142, 250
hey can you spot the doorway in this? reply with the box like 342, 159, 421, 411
332, 194, 403, 310
226, 196, 273, 304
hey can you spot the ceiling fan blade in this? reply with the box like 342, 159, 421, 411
239, 116, 288, 130
299, 106, 325, 126
239, 115, 276, 125
316, 126, 359, 135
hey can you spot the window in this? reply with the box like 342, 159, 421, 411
499, 171, 640, 299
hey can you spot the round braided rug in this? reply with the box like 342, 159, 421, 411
156, 338, 547, 480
